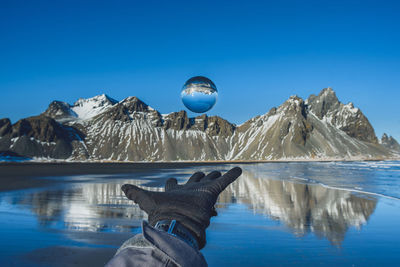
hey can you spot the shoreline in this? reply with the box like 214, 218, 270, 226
2, 156, 400, 164
1, 157, 399, 177
1, 158, 399, 192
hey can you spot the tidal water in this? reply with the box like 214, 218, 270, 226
1, 161, 400, 266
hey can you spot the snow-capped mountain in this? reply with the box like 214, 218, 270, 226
42, 94, 118, 122
0, 88, 398, 161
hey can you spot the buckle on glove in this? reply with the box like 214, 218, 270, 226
154, 220, 199, 250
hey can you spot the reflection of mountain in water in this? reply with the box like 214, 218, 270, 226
3, 172, 377, 243
219, 171, 377, 245
7, 179, 161, 232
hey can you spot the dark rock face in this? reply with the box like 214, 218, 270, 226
335, 108, 378, 144
308, 88, 340, 119
236, 116, 260, 133
100, 98, 164, 127
163, 111, 191, 130
381, 133, 400, 152
206, 116, 235, 137
307, 88, 378, 144
103, 104, 132, 122
42, 101, 75, 119
11, 135, 45, 158
279, 96, 312, 146
10, 116, 70, 142
0, 116, 83, 159
0, 118, 12, 136
190, 115, 235, 136
0, 136, 11, 151
51, 139, 73, 159
122, 97, 149, 113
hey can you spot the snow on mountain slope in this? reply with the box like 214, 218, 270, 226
71, 94, 118, 120
74, 89, 392, 161
1, 88, 398, 161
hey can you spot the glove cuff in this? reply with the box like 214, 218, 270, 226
154, 219, 199, 250
149, 213, 207, 249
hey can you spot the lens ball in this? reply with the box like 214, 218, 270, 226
181, 76, 218, 113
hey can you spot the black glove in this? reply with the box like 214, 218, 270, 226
165, 171, 219, 217
121, 167, 242, 249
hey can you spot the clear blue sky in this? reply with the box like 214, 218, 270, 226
1, 0, 399, 140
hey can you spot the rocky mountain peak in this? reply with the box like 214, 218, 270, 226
73, 94, 117, 107
42, 100, 76, 120
163, 110, 191, 130
206, 116, 236, 136
190, 114, 208, 131
189, 115, 235, 136
121, 96, 152, 113
305, 88, 377, 144
0, 118, 12, 136
307, 87, 340, 119
381, 133, 400, 152
0, 115, 84, 159
71, 94, 117, 121
1, 88, 396, 161
279, 95, 307, 117
9, 116, 71, 143
320, 87, 336, 96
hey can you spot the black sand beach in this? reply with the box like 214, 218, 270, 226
0, 162, 223, 192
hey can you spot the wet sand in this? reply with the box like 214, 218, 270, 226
2, 158, 397, 191
0, 162, 222, 192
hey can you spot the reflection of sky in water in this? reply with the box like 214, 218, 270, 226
181, 91, 217, 113
1, 162, 400, 265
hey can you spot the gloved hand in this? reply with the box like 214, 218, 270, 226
121, 167, 242, 249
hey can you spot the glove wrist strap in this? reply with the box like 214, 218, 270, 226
154, 219, 199, 250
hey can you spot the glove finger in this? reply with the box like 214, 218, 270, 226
186, 171, 205, 184
211, 206, 218, 217
212, 167, 242, 193
121, 184, 155, 212
165, 178, 178, 191
202, 171, 221, 181
121, 184, 147, 202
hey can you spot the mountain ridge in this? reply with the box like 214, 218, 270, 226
0, 88, 399, 161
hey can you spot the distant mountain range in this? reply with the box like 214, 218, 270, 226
0, 88, 399, 161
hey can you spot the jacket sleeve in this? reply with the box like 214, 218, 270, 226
105, 221, 208, 267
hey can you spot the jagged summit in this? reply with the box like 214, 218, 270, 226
381, 133, 400, 152
42, 101, 75, 120
307, 87, 340, 119
43, 94, 156, 122
121, 96, 153, 113
306, 88, 376, 144
73, 94, 117, 106
320, 87, 336, 96
72, 94, 118, 120
43, 94, 118, 122
1, 88, 398, 161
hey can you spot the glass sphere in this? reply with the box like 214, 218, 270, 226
181, 76, 218, 113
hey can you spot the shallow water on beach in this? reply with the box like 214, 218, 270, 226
0, 161, 400, 266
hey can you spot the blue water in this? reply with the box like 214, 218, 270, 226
181, 91, 217, 113
1, 161, 400, 266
